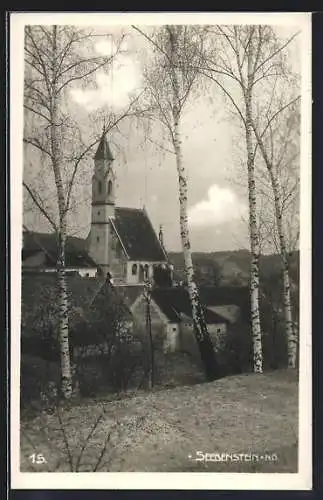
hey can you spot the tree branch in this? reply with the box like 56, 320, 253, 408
23, 182, 57, 231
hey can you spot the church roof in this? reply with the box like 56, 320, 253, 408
112, 207, 167, 262
94, 135, 114, 161
22, 231, 97, 268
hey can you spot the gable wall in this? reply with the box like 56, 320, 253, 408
131, 295, 167, 346
208, 304, 241, 323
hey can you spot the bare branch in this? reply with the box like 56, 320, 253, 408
132, 25, 171, 63
254, 31, 300, 75
23, 182, 57, 231
23, 137, 52, 158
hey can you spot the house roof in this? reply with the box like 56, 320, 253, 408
21, 272, 102, 311
112, 207, 167, 262
113, 284, 145, 308
151, 287, 230, 324
22, 231, 97, 268
94, 135, 114, 162
21, 273, 132, 342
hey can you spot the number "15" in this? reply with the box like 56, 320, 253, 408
29, 453, 46, 464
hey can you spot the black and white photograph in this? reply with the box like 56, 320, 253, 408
10, 12, 311, 490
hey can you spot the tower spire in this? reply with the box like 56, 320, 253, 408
94, 130, 114, 162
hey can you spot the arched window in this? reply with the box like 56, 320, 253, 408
107, 180, 113, 196
98, 180, 102, 194
144, 264, 149, 279
132, 263, 137, 275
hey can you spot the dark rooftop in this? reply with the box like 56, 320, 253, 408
22, 231, 97, 268
151, 287, 230, 324
112, 207, 167, 262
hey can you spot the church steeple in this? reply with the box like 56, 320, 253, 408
92, 132, 115, 206
94, 134, 114, 162
89, 132, 116, 275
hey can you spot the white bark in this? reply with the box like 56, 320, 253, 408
252, 122, 298, 369
51, 26, 73, 398
245, 31, 263, 373
167, 26, 218, 380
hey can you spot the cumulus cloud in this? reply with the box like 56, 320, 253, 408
188, 184, 247, 227
70, 40, 140, 111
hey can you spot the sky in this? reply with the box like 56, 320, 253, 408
23, 23, 301, 253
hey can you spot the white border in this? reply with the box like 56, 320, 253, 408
10, 12, 312, 490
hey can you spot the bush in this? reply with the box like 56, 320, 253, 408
20, 355, 60, 408
215, 324, 253, 376
75, 335, 146, 397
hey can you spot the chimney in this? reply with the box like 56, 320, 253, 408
158, 224, 164, 246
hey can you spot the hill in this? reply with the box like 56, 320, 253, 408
168, 250, 299, 286
21, 369, 298, 473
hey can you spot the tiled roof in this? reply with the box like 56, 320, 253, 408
21, 273, 102, 314
22, 231, 97, 268
113, 284, 145, 308
151, 287, 230, 324
94, 135, 114, 161
21, 274, 132, 350
112, 207, 167, 262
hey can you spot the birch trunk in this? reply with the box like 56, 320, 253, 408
245, 35, 263, 373
252, 125, 298, 369
168, 26, 219, 381
51, 26, 73, 398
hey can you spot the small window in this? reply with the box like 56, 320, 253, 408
172, 326, 177, 332
97, 236, 100, 242
98, 180, 102, 194
98, 211, 100, 216
217, 328, 221, 333
108, 180, 113, 195
144, 263, 149, 277
132, 263, 137, 275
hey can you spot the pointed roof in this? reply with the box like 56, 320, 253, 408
111, 207, 168, 262
94, 134, 114, 161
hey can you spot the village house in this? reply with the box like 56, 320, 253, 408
130, 286, 249, 353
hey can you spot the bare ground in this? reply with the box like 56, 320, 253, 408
20, 369, 298, 473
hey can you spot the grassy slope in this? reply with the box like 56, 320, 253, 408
21, 369, 298, 473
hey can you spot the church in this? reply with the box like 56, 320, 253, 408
23, 133, 171, 286
22, 134, 248, 353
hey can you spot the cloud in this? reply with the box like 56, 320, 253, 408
188, 184, 247, 227
95, 39, 117, 57
70, 41, 140, 111
95, 37, 129, 57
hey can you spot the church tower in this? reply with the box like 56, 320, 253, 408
89, 133, 115, 276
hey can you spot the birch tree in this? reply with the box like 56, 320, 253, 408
252, 98, 300, 368
199, 24, 299, 373
133, 25, 219, 381
24, 25, 143, 397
